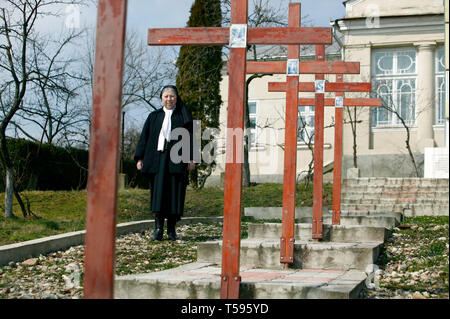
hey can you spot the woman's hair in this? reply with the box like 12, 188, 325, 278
160, 85, 179, 99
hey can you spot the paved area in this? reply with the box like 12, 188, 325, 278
115, 262, 367, 299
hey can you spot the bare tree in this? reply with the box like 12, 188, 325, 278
11, 28, 87, 145
74, 28, 176, 157
371, 85, 421, 177
345, 106, 365, 169
0, 0, 84, 218
81, 28, 175, 116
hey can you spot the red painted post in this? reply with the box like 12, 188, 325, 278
312, 45, 325, 240
220, 0, 248, 300
83, 0, 127, 299
332, 74, 344, 225
280, 2, 301, 268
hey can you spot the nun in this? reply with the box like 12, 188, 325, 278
134, 85, 195, 241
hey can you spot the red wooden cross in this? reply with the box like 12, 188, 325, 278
146, 0, 331, 299
268, 45, 381, 240
325, 74, 382, 225
294, 78, 381, 226
244, 52, 361, 265
83, 0, 332, 299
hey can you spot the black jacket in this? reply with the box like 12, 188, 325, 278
134, 105, 194, 175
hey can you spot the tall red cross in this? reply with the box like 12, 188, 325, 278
244, 50, 362, 265
82, 0, 332, 299
325, 74, 381, 225
268, 45, 381, 240
295, 75, 381, 225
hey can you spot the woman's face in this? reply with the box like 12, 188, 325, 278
161, 88, 177, 110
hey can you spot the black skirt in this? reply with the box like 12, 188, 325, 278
149, 148, 188, 221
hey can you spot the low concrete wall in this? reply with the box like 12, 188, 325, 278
0, 216, 223, 266
343, 154, 425, 178
244, 206, 330, 220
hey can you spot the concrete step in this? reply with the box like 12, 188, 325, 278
341, 185, 449, 194
253, 211, 401, 228
197, 239, 383, 271
324, 215, 398, 229
341, 203, 449, 215
244, 206, 330, 221
114, 262, 368, 299
343, 178, 449, 187
341, 191, 449, 200
248, 223, 391, 243
341, 198, 449, 205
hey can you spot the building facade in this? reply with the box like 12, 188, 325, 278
205, 0, 446, 186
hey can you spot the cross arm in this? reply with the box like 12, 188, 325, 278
298, 98, 382, 106
148, 27, 332, 46
269, 81, 372, 92
241, 61, 360, 75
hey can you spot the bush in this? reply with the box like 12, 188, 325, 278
0, 138, 148, 191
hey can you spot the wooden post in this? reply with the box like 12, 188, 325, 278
83, 0, 127, 299
220, 0, 248, 299
312, 45, 325, 240
332, 74, 344, 225
280, 2, 301, 269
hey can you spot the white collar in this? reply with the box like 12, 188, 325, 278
162, 106, 175, 113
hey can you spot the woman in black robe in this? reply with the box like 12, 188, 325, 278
134, 85, 195, 241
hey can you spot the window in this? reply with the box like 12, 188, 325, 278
298, 106, 315, 144
371, 49, 417, 127
248, 101, 257, 148
435, 46, 445, 125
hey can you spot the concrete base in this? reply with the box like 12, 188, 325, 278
245, 208, 401, 228
197, 239, 382, 271
347, 168, 360, 179
248, 223, 391, 243
244, 206, 330, 220
114, 262, 367, 299
343, 154, 425, 178
118, 173, 128, 190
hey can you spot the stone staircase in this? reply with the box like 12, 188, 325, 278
340, 178, 449, 217
114, 210, 400, 299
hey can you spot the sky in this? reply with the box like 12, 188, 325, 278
125, 0, 346, 30
37, 0, 346, 38
30, 0, 347, 135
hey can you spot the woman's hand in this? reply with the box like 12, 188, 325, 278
187, 161, 196, 171
137, 160, 143, 170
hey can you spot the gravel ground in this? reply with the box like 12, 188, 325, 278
0, 221, 448, 299
362, 222, 449, 299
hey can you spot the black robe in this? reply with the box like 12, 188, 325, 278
134, 105, 193, 220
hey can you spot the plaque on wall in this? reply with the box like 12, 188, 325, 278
424, 147, 449, 178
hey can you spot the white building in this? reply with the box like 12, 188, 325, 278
205, 0, 447, 186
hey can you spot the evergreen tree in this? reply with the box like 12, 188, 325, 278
176, 0, 223, 189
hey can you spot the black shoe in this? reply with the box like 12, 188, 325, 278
167, 216, 178, 241
152, 214, 164, 241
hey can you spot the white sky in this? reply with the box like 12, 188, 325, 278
28, 0, 347, 135
36, 1, 346, 35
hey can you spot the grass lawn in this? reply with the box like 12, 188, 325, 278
0, 182, 332, 246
